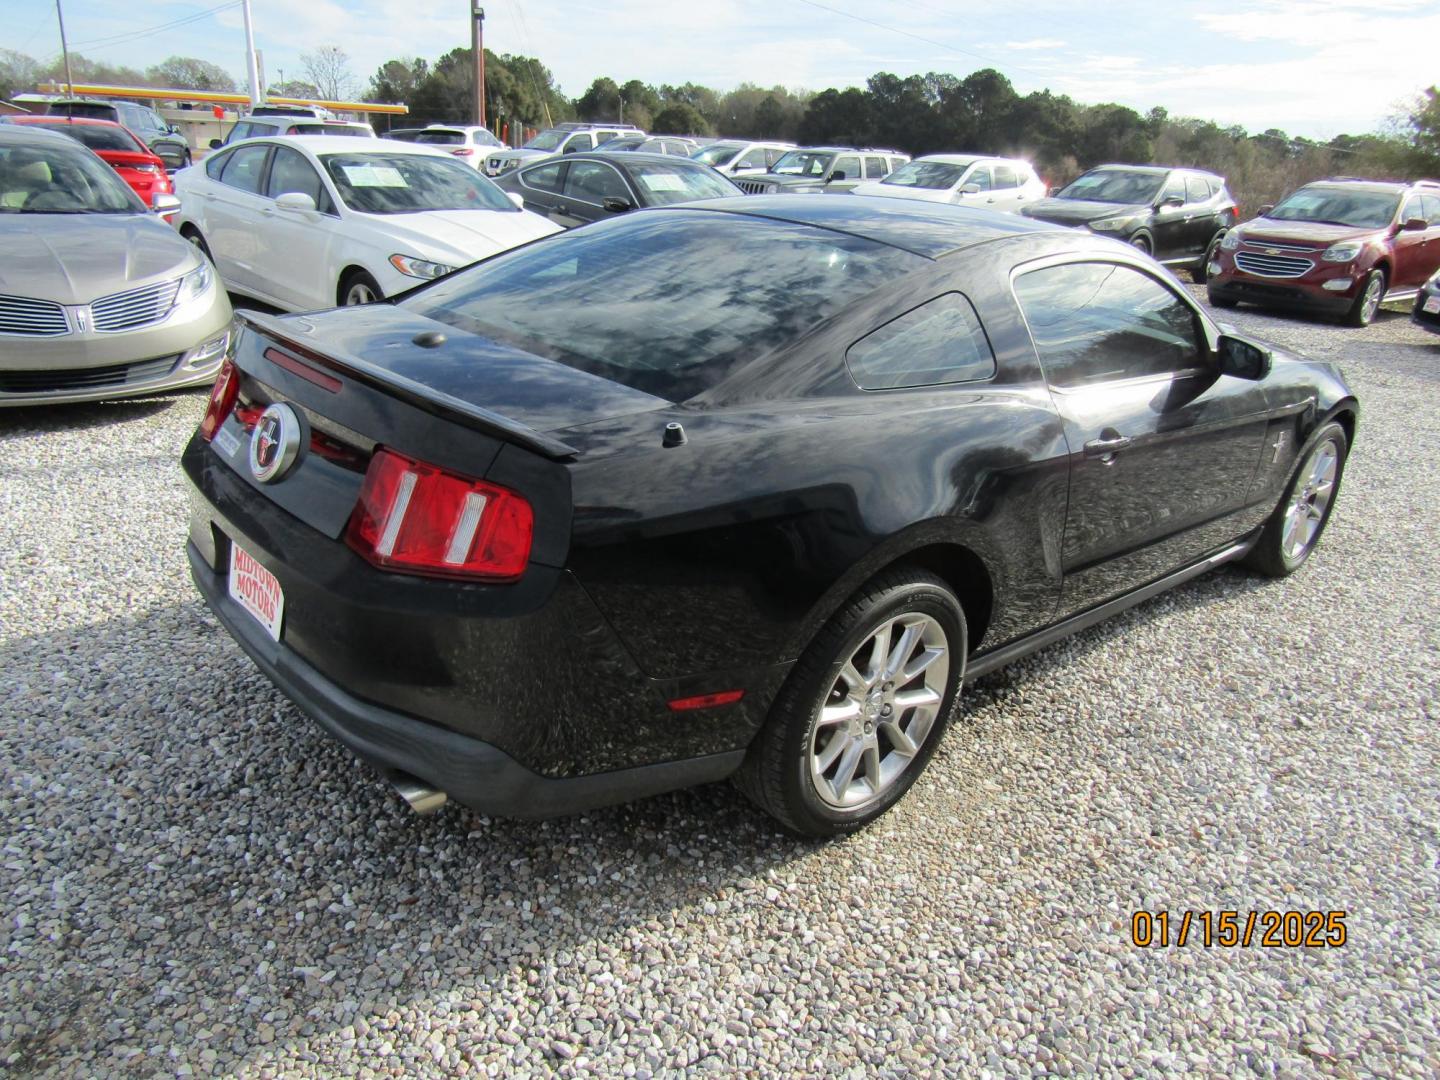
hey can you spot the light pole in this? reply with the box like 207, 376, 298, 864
241, 0, 261, 108
471, 6, 486, 128
55, 1, 74, 96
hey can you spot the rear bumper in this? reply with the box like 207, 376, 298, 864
1414, 290, 1440, 334
189, 542, 744, 817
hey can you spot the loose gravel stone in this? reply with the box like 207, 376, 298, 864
1, 296, 1437, 1077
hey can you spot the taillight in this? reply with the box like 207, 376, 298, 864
451, 148, 475, 156
346, 448, 533, 581
199, 359, 239, 441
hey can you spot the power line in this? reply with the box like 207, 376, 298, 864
64, 1, 242, 54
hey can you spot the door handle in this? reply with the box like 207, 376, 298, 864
1084, 433, 1133, 461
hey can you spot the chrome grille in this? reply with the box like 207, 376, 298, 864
90, 280, 181, 332
737, 180, 771, 195
1234, 251, 1315, 279
1239, 239, 1315, 253
0, 294, 69, 337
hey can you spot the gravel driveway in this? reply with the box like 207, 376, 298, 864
2, 296, 1437, 1077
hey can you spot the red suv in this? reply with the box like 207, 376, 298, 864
1207, 177, 1440, 326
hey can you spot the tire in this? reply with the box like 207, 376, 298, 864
1194, 234, 1223, 284
1344, 268, 1385, 328
1243, 421, 1348, 577
733, 568, 966, 837
340, 270, 383, 306
1129, 231, 1153, 256
181, 226, 214, 264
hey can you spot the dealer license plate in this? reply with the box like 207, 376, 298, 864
1424, 296, 1440, 314
229, 541, 284, 642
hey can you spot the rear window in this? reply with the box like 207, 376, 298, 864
402, 211, 922, 401
415, 130, 464, 145
28, 122, 145, 154
46, 102, 117, 121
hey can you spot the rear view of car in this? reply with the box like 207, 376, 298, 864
1208, 178, 1440, 327
409, 125, 505, 168
0, 126, 231, 406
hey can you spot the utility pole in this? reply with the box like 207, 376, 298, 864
240, 0, 261, 109
55, 1, 74, 96
471, 6, 486, 127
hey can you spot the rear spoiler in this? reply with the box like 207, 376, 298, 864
234, 310, 579, 461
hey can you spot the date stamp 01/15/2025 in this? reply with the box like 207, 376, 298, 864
1131, 910, 1348, 949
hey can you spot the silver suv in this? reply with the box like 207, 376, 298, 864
484, 123, 645, 176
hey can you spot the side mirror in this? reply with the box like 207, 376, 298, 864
1217, 334, 1271, 380
151, 192, 181, 215
1257, 204, 1274, 216
1159, 194, 1184, 208
602, 196, 633, 214
208, 138, 223, 150
275, 191, 317, 213
562, 144, 579, 154
1402, 217, 1428, 232
506, 191, 525, 209
827, 170, 846, 182
959, 183, 982, 196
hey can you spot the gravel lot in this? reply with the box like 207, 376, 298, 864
2, 295, 1438, 1077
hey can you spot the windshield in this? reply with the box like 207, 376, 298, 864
0, 142, 144, 213
23, 121, 148, 155
692, 144, 742, 167
627, 161, 738, 205
525, 129, 567, 151
1267, 188, 1400, 229
771, 150, 834, 177
1056, 170, 1165, 205
402, 211, 921, 400
322, 152, 517, 214
882, 160, 972, 190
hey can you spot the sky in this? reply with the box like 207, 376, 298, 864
6, 0, 1436, 139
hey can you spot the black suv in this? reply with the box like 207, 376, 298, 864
45, 98, 191, 169
1021, 165, 1238, 280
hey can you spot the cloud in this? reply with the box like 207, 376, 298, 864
1003, 38, 1067, 51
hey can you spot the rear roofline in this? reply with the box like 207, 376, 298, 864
234, 310, 580, 461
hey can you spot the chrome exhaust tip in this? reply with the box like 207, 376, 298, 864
389, 772, 448, 815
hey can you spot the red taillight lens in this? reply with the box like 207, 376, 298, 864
346, 448, 533, 580
199, 359, 239, 442
452, 147, 475, 156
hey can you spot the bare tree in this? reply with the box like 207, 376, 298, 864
301, 46, 356, 101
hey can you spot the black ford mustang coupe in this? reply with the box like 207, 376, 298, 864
184, 196, 1357, 836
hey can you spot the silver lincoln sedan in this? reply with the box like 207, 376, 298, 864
0, 125, 232, 406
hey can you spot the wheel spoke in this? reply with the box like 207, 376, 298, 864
901, 645, 945, 684
865, 622, 892, 684
862, 742, 883, 791
884, 621, 922, 680
831, 739, 864, 797
838, 661, 868, 694
881, 719, 919, 756
814, 731, 848, 773
894, 686, 942, 713
819, 698, 861, 727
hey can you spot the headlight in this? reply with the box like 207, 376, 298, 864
1321, 242, 1363, 263
1088, 216, 1139, 232
1221, 230, 1242, 250
176, 260, 213, 304
389, 254, 455, 280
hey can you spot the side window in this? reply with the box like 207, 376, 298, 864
1422, 195, 1440, 226
864, 156, 887, 178
1186, 176, 1210, 203
204, 149, 230, 179
765, 148, 787, 167
1161, 175, 1185, 203
227, 122, 253, 143
566, 133, 594, 153
266, 146, 330, 210
993, 164, 1018, 189
521, 162, 563, 193
217, 144, 269, 194
739, 148, 768, 169
1014, 262, 1204, 389
563, 160, 628, 203
966, 166, 993, 192
832, 155, 860, 181
846, 293, 996, 390
1400, 196, 1424, 224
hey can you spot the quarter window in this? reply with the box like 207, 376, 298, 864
1014, 262, 1203, 389
563, 161, 629, 203
521, 162, 563, 193
217, 144, 269, 194
847, 293, 996, 390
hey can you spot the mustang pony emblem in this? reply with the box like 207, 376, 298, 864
248, 403, 302, 483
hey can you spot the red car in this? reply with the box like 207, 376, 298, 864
1207, 177, 1440, 327
3, 115, 175, 212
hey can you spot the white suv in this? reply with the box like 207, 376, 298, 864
851, 154, 1046, 213
388, 124, 505, 168
484, 123, 645, 176
691, 141, 795, 178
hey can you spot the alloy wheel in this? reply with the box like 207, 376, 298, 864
345, 282, 377, 305
1281, 439, 1339, 562
1360, 274, 1384, 324
808, 613, 949, 810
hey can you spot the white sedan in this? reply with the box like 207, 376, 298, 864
850, 154, 1047, 214
172, 136, 561, 310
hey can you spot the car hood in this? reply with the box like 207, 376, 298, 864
368, 209, 561, 265
851, 183, 953, 203
0, 212, 196, 304
1022, 198, 1148, 225
1231, 219, 1383, 248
